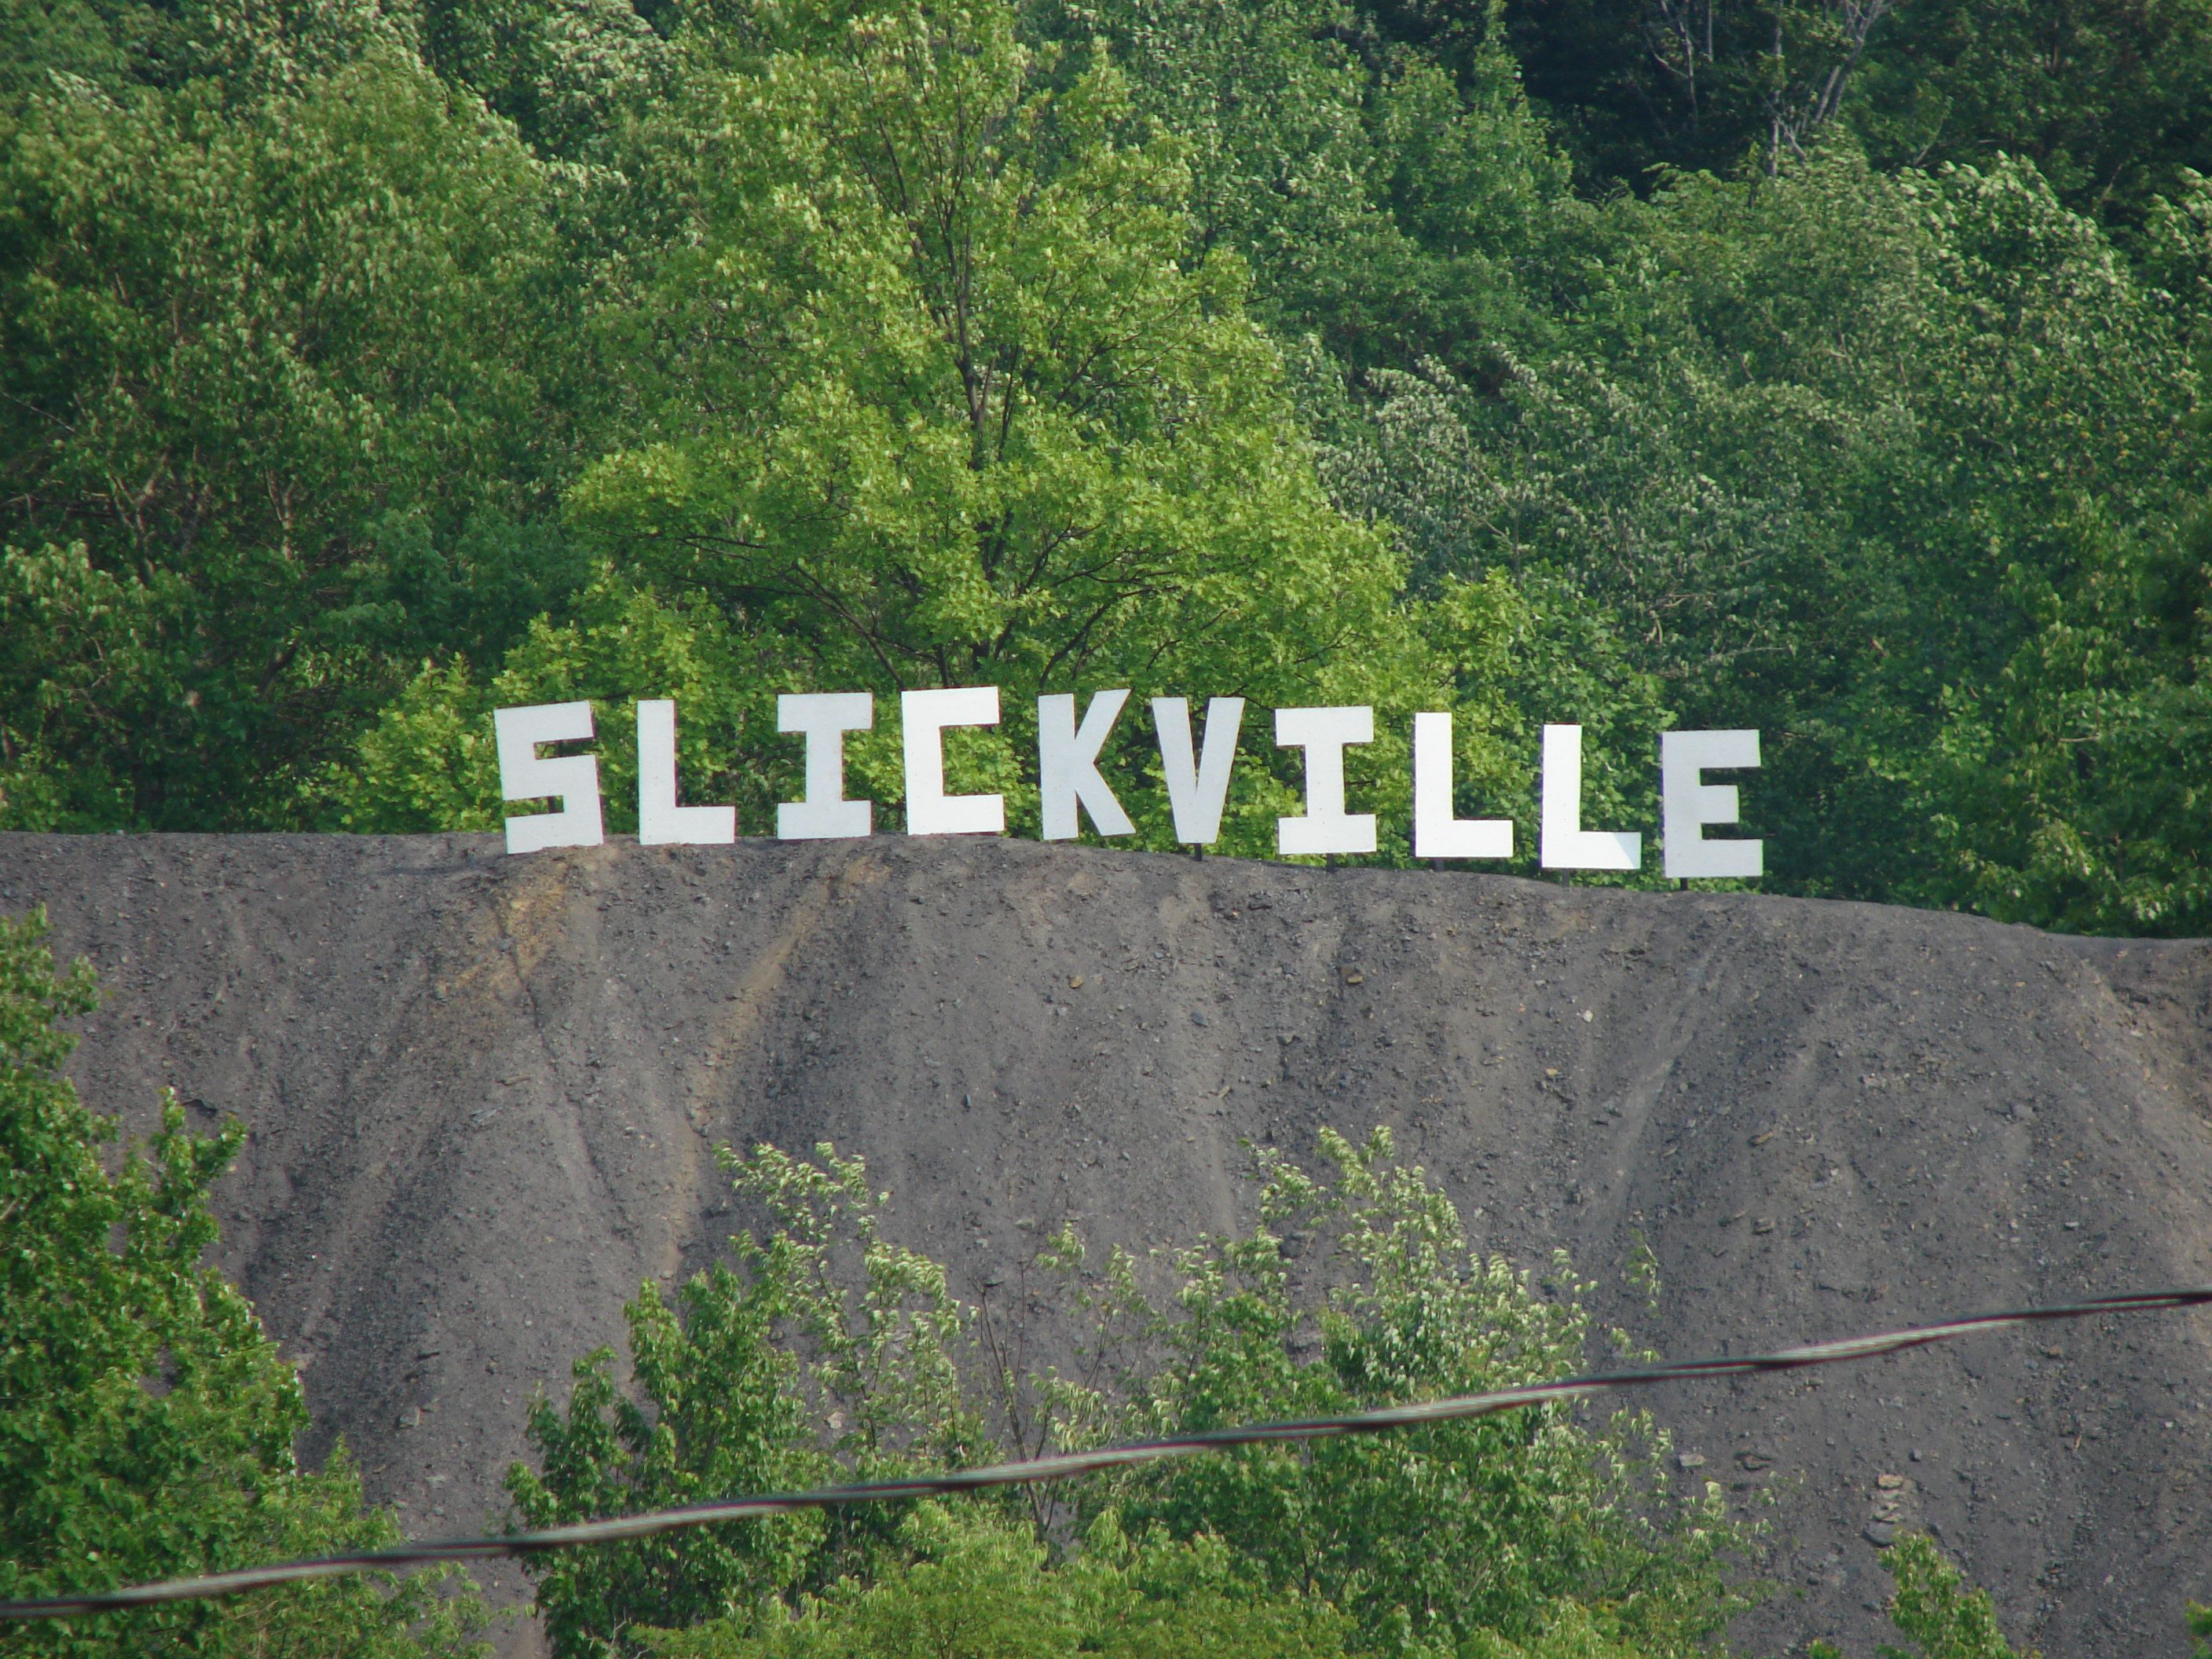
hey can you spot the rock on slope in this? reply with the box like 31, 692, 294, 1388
2, 831, 2209, 1657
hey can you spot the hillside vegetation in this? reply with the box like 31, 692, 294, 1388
6, 0, 2212, 932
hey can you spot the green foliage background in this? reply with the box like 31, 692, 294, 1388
8, 0, 2212, 926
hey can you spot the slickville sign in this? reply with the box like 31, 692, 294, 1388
492, 690, 1763, 880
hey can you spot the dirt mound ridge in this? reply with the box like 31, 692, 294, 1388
3, 832, 2209, 1655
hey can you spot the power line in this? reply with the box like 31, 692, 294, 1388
3, 1282, 2207, 1623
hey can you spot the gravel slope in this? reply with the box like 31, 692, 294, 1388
3, 831, 2208, 1656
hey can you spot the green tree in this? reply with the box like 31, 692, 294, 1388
1489, 0, 2212, 231
1883, 170, 2212, 934
339, 0, 1521, 859
416, 0, 672, 159
1848, 0, 2212, 233
2188, 1598, 2210, 1658
1485, 0, 1909, 187
0, 0, 412, 108
0, 33, 588, 833
1026, 0, 1571, 377
507, 1143, 987, 1658
0, 907, 487, 1655
1328, 142, 2212, 921
1044, 1129, 1744, 1657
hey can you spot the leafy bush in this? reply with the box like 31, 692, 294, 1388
507, 1144, 987, 1654
637, 1503, 1353, 1658
511, 1130, 1746, 1659
1041, 1130, 1745, 1657
1807, 1533, 2023, 1659
0, 908, 487, 1656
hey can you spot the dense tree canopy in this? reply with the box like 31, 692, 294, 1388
5, 0, 2210, 925
0, 7, 590, 830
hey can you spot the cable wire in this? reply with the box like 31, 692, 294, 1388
4, 1281, 2207, 1622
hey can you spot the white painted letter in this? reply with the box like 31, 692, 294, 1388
496, 701, 605, 855
1662, 729, 1762, 879
636, 699, 736, 846
1412, 712, 1511, 860
1152, 697, 1244, 845
1276, 705, 1376, 857
903, 686, 1004, 836
1540, 723, 1640, 870
777, 693, 873, 840
1038, 690, 1134, 840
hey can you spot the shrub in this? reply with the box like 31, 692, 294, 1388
512, 1130, 1748, 1658
0, 908, 487, 1657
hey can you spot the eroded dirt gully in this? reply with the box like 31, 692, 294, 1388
2, 832, 2208, 1656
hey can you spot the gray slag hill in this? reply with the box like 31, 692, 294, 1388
2, 832, 2209, 1657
